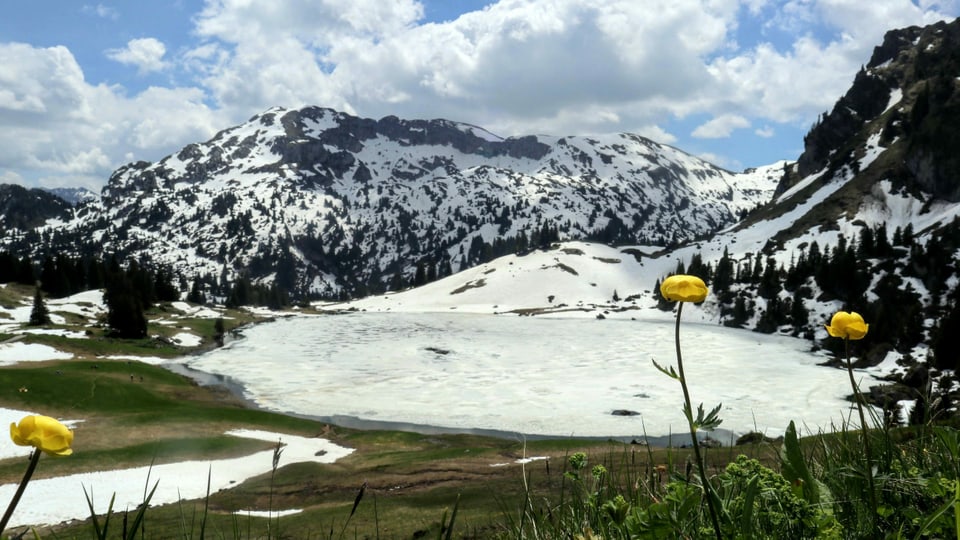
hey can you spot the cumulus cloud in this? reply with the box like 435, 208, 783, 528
0, 170, 24, 185
692, 114, 751, 138
697, 151, 742, 171
0, 42, 223, 189
188, 0, 425, 115
183, 0, 954, 139
635, 124, 678, 145
106, 38, 170, 74
2, 0, 958, 188
755, 125, 775, 138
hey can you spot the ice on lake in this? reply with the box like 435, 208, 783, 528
184, 312, 867, 441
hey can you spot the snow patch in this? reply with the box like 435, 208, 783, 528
0, 429, 353, 529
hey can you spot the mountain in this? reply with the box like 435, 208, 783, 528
5, 107, 777, 298
329, 19, 960, 421
758, 18, 960, 243
0, 18, 958, 420
0, 185, 72, 232
43, 187, 99, 206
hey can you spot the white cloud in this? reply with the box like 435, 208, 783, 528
82, 4, 119, 20
692, 114, 751, 138
755, 125, 775, 138
0, 170, 24, 186
634, 124, 678, 145
183, 0, 954, 141
697, 151, 742, 171
106, 38, 170, 74
0, 43, 223, 190
188, 0, 426, 116
2, 0, 959, 188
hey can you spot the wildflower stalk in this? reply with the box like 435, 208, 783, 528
673, 302, 723, 540
0, 449, 41, 535
843, 337, 878, 529
268, 439, 283, 539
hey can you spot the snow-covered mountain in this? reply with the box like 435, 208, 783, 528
10, 106, 777, 298
0, 185, 72, 231
2, 19, 958, 339
43, 187, 99, 206
325, 19, 960, 420
0, 18, 956, 418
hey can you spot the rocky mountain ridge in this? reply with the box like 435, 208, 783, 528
5, 106, 778, 298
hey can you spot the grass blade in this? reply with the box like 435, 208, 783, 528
124, 480, 159, 540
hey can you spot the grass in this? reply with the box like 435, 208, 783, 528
1, 290, 958, 538
0, 347, 766, 538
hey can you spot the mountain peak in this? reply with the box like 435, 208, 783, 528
11, 106, 777, 298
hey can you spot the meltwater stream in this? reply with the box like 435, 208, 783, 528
181, 312, 864, 441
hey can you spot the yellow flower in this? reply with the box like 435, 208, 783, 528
660, 274, 708, 303
825, 311, 869, 340
10, 415, 74, 456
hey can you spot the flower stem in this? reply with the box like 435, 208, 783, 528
0, 449, 42, 535
844, 338, 878, 530
674, 302, 723, 540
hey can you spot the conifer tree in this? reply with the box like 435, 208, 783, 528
790, 291, 809, 335
28, 287, 50, 326
154, 267, 180, 302
214, 317, 226, 346
713, 247, 734, 295
757, 257, 781, 299
187, 278, 206, 305
727, 295, 750, 328
104, 259, 147, 339
932, 287, 960, 371
16, 255, 37, 285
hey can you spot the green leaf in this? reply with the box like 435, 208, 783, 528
83, 486, 115, 540
651, 358, 679, 380
442, 493, 460, 540
739, 474, 761, 538
124, 480, 159, 540
780, 420, 819, 505
693, 402, 723, 431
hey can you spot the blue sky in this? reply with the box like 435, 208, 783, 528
1, 1, 957, 189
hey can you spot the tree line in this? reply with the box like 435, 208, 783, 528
0, 251, 289, 338
656, 220, 960, 372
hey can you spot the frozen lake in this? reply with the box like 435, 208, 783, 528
182, 312, 866, 441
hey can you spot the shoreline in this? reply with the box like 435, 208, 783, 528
163, 360, 738, 448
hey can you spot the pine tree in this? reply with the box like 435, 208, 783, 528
932, 287, 960, 371
15, 256, 35, 285
757, 257, 781, 299
413, 261, 427, 286
104, 259, 147, 339
28, 287, 50, 326
214, 317, 225, 347
713, 247, 734, 295
154, 267, 180, 302
187, 278, 206, 305
790, 291, 809, 335
727, 295, 750, 328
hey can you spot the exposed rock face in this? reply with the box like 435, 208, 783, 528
785, 19, 960, 203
